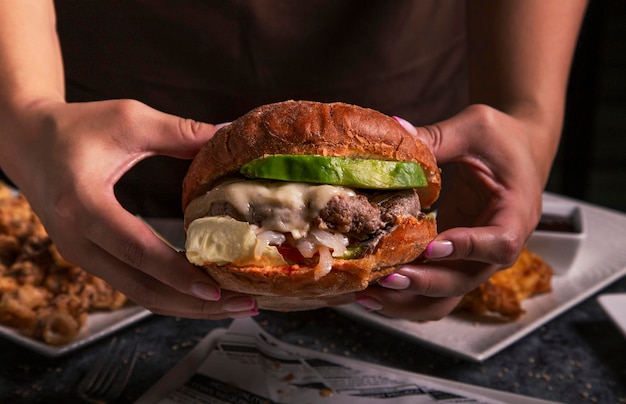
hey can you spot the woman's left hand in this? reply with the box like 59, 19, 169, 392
355, 105, 547, 321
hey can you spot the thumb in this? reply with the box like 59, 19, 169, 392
415, 111, 476, 165
393, 112, 471, 165
140, 107, 224, 159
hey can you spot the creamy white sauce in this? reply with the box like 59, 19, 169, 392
185, 180, 356, 239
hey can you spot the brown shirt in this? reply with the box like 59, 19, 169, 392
54, 0, 468, 216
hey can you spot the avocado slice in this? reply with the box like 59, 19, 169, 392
240, 154, 427, 189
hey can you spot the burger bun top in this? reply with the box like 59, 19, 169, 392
182, 100, 440, 211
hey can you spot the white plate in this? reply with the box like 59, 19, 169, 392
597, 293, 626, 338
336, 193, 626, 362
0, 305, 151, 357
0, 205, 165, 357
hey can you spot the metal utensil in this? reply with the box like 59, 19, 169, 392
75, 337, 138, 403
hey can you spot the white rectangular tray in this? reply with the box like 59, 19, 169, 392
336, 193, 626, 362
0, 305, 150, 357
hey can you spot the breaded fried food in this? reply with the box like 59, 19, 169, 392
456, 247, 553, 320
0, 183, 12, 200
1, 183, 41, 239
0, 181, 127, 345
0, 234, 21, 269
0, 284, 51, 332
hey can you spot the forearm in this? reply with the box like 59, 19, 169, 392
0, 0, 65, 185
466, 0, 588, 181
0, 0, 64, 109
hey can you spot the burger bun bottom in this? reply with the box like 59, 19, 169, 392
201, 215, 437, 311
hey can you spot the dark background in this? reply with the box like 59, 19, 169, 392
1, 0, 625, 214
1, 4, 625, 403
546, 0, 626, 213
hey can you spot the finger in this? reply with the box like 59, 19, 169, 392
356, 288, 463, 322
214, 121, 232, 130
151, 293, 260, 319
392, 116, 418, 136
132, 103, 221, 158
394, 261, 496, 297
379, 295, 463, 322
415, 105, 487, 164
394, 112, 467, 163
427, 196, 529, 267
126, 272, 258, 319
427, 228, 525, 268
73, 240, 256, 319
67, 232, 258, 318
359, 261, 494, 321
70, 196, 233, 303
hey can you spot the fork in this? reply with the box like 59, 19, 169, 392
75, 337, 139, 403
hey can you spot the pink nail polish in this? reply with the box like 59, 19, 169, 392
425, 240, 454, 259
356, 297, 383, 311
214, 122, 232, 130
223, 296, 256, 312
393, 116, 417, 136
378, 273, 410, 290
190, 282, 221, 301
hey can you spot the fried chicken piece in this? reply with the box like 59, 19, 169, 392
0, 296, 38, 332
34, 293, 88, 346
0, 276, 18, 293
0, 284, 52, 332
0, 234, 21, 268
456, 248, 553, 320
35, 308, 83, 346
0, 181, 13, 201
81, 276, 128, 310
17, 234, 55, 269
0, 182, 128, 345
0, 194, 37, 240
44, 266, 88, 295
7, 261, 46, 286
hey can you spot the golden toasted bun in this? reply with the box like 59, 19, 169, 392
182, 100, 440, 210
182, 100, 440, 311
201, 214, 436, 311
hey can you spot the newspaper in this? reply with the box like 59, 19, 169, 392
151, 318, 508, 404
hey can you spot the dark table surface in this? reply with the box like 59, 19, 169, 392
1, 275, 625, 404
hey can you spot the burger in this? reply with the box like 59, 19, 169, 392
182, 100, 440, 310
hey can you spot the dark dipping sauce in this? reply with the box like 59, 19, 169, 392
536, 213, 580, 233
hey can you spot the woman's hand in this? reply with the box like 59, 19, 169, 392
355, 105, 546, 321
1, 98, 257, 319
355, 0, 587, 321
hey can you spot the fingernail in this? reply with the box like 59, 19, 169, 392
356, 297, 383, 312
190, 281, 221, 301
214, 122, 231, 130
425, 240, 454, 259
393, 116, 417, 136
378, 273, 410, 290
223, 296, 256, 312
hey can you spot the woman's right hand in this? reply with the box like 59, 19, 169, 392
0, 98, 258, 319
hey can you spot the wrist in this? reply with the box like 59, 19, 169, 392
1, 90, 64, 115
0, 95, 65, 185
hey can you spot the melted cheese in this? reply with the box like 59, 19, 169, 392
185, 216, 287, 267
185, 180, 356, 239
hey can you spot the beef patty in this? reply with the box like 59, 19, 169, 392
207, 189, 423, 242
